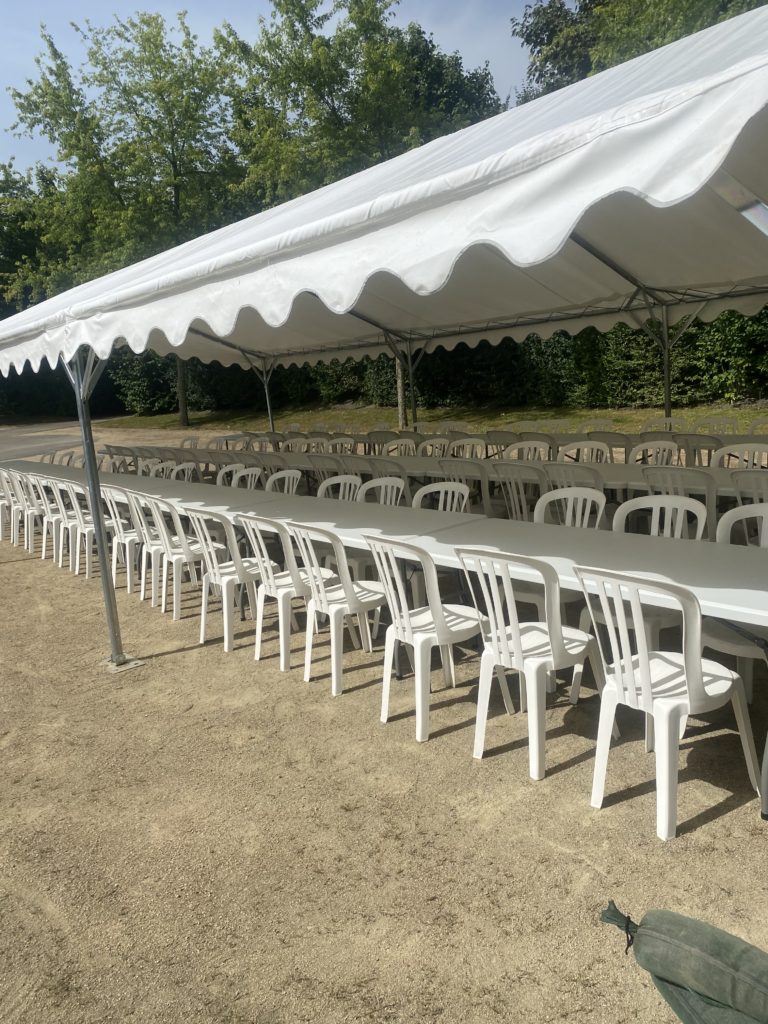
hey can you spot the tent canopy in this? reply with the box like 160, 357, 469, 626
3, 6, 768, 376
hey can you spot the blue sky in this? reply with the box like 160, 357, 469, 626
1, 1, 531, 169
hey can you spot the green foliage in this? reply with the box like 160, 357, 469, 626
511, 0, 765, 102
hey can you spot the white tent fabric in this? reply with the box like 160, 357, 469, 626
3, 6, 768, 376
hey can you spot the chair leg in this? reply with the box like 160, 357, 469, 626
731, 679, 760, 792
223, 579, 235, 653
161, 559, 169, 614
199, 575, 210, 644
330, 609, 345, 697
254, 587, 267, 662
654, 704, 682, 841
303, 600, 317, 683
440, 644, 455, 688
525, 663, 549, 781
645, 713, 655, 753
277, 592, 292, 672
380, 628, 396, 724
414, 638, 433, 742
172, 560, 182, 620
737, 657, 755, 704
473, 650, 496, 758
357, 611, 373, 653
591, 689, 618, 809
496, 666, 515, 715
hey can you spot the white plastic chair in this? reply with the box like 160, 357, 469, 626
316, 474, 362, 502
544, 461, 604, 493
286, 522, 386, 697
438, 458, 493, 515
642, 466, 717, 540
574, 565, 760, 840
367, 457, 412, 503
732, 469, 768, 505
458, 547, 600, 779
412, 481, 470, 513
503, 442, 550, 461
533, 486, 606, 528
491, 461, 549, 521
101, 485, 140, 593
215, 463, 246, 487
701, 504, 768, 703
364, 535, 482, 741
227, 466, 261, 490
612, 494, 707, 541
627, 440, 679, 466
234, 513, 306, 672
265, 469, 302, 494
63, 482, 96, 577
447, 436, 488, 459
183, 507, 263, 651
356, 477, 405, 506
712, 443, 768, 469
143, 495, 202, 620
27, 475, 63, 562
416, 437, 452, 457
169, 461, 202, 482
672, 433, 721, 467
557, 441, 610, 464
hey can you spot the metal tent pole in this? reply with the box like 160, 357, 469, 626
63, 350, 128, 667
262, 358, 276, 433
405, 339, 418, 431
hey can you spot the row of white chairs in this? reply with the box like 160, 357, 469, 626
1, 465, 764, 841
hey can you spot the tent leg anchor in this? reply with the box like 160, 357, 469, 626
104, 656, 145, 674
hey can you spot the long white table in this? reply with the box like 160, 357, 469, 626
8, 459, 768, 815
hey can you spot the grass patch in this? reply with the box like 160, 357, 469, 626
90, 400, 768, 436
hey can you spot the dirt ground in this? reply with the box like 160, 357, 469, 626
1, 430, 768, 1023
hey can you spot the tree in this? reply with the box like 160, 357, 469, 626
511, 0, 765, 103
6, 13, 248, 423
220, 0, 503, 203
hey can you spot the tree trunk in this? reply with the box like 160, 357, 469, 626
395, 358, 408, 429
176, 355, 190, 428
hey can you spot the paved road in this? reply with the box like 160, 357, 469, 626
0, 421, 81, 461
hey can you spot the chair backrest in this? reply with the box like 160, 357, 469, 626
491, 461, 549, 521
533, 486, 606, 528
137, 457, 163, 476
179, 435, 199, 448
502, 442, 550, 461
231, 466, 263, 490
366, 429, 398, 454
732, 469, 768, 505
356, 477, 404, 506
416, 436, 452, 457
368, 456, 412, 502
557, 441, 611, 464
642, 465, 716, 538
716, 504, 768, 546
285, 521, 354, 613
234, 512, 302, 596
182, 506, 245, 585
544, 461, 604, 492
519, 431, 556, 459
712, 443, 768, 469
65, 481, 92, 530
412, 481, 470, 513
438, 458, 491, 515
307, 453, 345, 483
627, 440, 679, 466
692, 417, 738, 435
383, 438, 417, 457
612, 494, 707, 540
457, 547, 568, 666
316, 474, 362, 501
265, 468, 302, 494
338, 454, 371, 477
169, 461, 202, 482
101, 485, 134, 544
574, 565, 705, 712
144, 494, 198, 561
363, 534, 453, 643
215, 463, 245, 487
486, 430, 520, 457
325, 435, 357, 454
672, 432, 721, 467
749, 417, 768, 434
447, 436, 487, 459
147, 459, 177, 479
587, 431, 631, 461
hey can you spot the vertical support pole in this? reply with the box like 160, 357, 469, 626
405, 339, 418, 431
661, 306, 672, 424
69, 351, 127, 666
262, 358, 275, 433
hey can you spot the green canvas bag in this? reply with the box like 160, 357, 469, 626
602, 901, 768, 1024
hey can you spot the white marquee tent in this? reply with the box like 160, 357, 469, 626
3, 6, 768, 663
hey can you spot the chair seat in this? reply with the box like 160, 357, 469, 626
604, 651, 738, 712
514, 622, 592, 663
407, 602, 480, 641
321, 578, 386, 611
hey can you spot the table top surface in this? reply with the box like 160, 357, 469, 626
9, 459, 768, 628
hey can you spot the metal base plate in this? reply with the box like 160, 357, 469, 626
104, 656, 145, 674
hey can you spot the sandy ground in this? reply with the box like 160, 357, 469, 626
1, 428, 768, 1022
